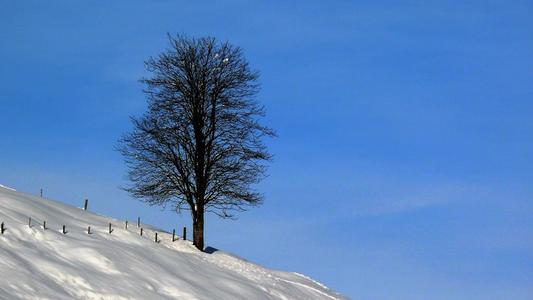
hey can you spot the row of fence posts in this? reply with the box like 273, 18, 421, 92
2, 217, 187, 243
1, 198, 188, 243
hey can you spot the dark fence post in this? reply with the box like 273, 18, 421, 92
172, 229, 176, 242
109, 223, 113, 234
137, 217, 140, 227
1, 222, 5, 234
155, 232, 158, 243
43, 221, 46, 230
125, 221, 128, 230
40, 188, 43, 198
83, 199, 88, 211
28, 217, 31, 228
140, 228, 143, 236
183, 227, 186, 241
62, 225, 66, 234
88, 226, 91, 234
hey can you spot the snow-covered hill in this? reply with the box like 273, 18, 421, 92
0, 185, 346, 300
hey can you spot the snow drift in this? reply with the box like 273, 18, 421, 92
0, 185, 345, 299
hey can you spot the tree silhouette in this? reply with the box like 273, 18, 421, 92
119, 35, 275, 251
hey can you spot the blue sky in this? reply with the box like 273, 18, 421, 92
1, 1, 532, 298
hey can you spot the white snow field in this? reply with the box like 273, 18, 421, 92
0, 185, 346, 300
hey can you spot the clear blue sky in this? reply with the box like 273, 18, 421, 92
1, 1, 532, 299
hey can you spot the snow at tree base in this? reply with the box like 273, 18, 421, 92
0, 185, 346, 299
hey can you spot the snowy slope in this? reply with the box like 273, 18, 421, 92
0, 185, 346, 300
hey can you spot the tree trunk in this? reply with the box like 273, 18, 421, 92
193, 210, 205, 251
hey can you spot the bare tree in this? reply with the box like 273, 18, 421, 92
118, 35, 275, 251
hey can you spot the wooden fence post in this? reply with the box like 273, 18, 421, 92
43, 221, 46, 230
28, 217, 31, 228
183, 227, 186, 241
140, 228, 143, 236
62, 225, 66, 234
88, 226, 91, 234
1, 222, 5, 234
125, 221, 128, 230
137, 217, 140, 227
155, 232, 158, 243
109, 223, 113, 234
172, 229, 176, 242
83, 199, 88, 211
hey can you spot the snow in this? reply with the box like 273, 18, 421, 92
0, 185, 346, 300
0, 184, 16, 191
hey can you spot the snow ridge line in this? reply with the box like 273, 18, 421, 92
275, 277, 340, 300
0, 184, 16, 191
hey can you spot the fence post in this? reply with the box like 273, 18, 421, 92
62, 225, 66, 234
140, 228, 143, 236
155, 232, 158, 243
1, 222, 5, 234
83, 199, 88, 211
137, 217, 140, 227
43, 221, 46, 230
40, 188, 43, 198
88, 226, 91, 234
172, 229, 176, 242
125, 221, 128, 230
109, 223, 113, 234
183, 227, 186, 241
28, 217, 31, 228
